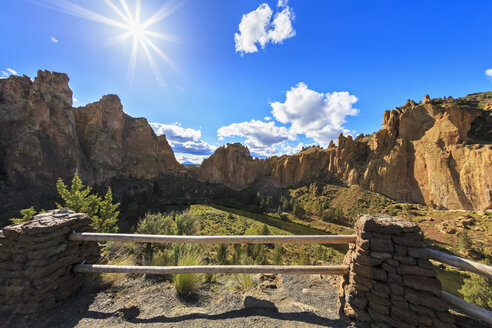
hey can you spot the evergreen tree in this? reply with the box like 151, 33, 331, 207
92, 188, 120, 233
57, 170, 119, 233
56, 170, 100, 218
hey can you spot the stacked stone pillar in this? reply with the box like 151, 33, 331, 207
0, 209, 100, 314
339, 214, 455, 328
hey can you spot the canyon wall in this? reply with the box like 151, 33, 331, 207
0, 70, 181, 215
1, 70, 490, 217
199, 94, 492, 210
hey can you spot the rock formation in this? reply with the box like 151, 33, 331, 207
1, 70, 490, 219
0, 70, 181, 216
199, 93, 492, 210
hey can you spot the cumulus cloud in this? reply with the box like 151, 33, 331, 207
150, 122, 216, 163
486, 69, 492, 81
271, 82, 358, 144
217, 119, 292, 156
51, 36, 59, 43
268, 6, 295, 44
264, 116, 272, 121
234, 1, 295, 54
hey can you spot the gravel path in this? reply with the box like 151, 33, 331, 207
4, 274, 367, 328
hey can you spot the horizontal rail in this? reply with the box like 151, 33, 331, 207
442, 291, 492, 326
69, 233, 357, 244
74, 264, 350, 275
428, 249, 492, 279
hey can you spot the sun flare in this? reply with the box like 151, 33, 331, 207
31, 0, 182, 82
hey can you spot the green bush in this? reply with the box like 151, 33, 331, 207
175, 211, 198, 235
273, 244, 284, 265
235, 274, 254, 290
137, 212, 175, 235
459, 272, 492, 311
457, 231, 472, 253
216, 244, 228, 264
10, 207, 37, 224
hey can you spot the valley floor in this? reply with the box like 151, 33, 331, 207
4, 274, 363, 328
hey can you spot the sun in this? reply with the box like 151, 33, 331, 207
31, 0, 182, 82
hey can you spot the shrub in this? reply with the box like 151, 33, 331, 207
10, 207, 37, 224
273, 244, 284, 265
231, 244, 242, 264
235, 274, 254, 290
137, 212, 175, 235
173, 252, 203, 296
175, 211, 198, 235
459, 272, 492, 311
457, 231, 472, 254
216, 243, 228, 265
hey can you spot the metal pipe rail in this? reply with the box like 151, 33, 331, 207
442, 292, 492, 326
428, 249, 492, 279
74, 264, 350, 275
69, 232, 357, 244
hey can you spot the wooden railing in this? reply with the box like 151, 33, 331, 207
1, 229, 491, 325
70, 232, 355, 275
428, 249, 492, 325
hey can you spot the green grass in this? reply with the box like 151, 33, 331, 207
173, 252, 204, 296
189, 204, 345, 264
436, 265, 468, 298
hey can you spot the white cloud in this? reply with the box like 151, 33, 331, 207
6, 68, 17, 75
73, 97, 79, 103
0, 77, 6, 80
51, 36, 59, 43
268, 6, 295, 44
277, 0, 289, 7
217, 119, 292, 156
174, 153, 209, 165
486, 69, 492, 80
150, 122, 216, 161
234, 1, 295, 54
1, 71, 8, 77
234, 4, 273, 54
271, 82, 358, 144
264, 116, 272, 121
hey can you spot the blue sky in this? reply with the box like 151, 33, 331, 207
1, 0, 492, 163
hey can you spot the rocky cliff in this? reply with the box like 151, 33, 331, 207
1, 70, 490, 217
198, 93, 492, 210
0, 70, 181, 214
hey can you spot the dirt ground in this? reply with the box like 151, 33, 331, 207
3, 274, 365, 328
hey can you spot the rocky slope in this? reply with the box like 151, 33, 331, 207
198, 93, 492, 210
0, 70, 181, 216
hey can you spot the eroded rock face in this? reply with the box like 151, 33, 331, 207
0, 70, 180, 213
199, 93, 492, 210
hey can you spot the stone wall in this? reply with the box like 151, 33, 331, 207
339, 214, 455, 328
0, 209, 100, 314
